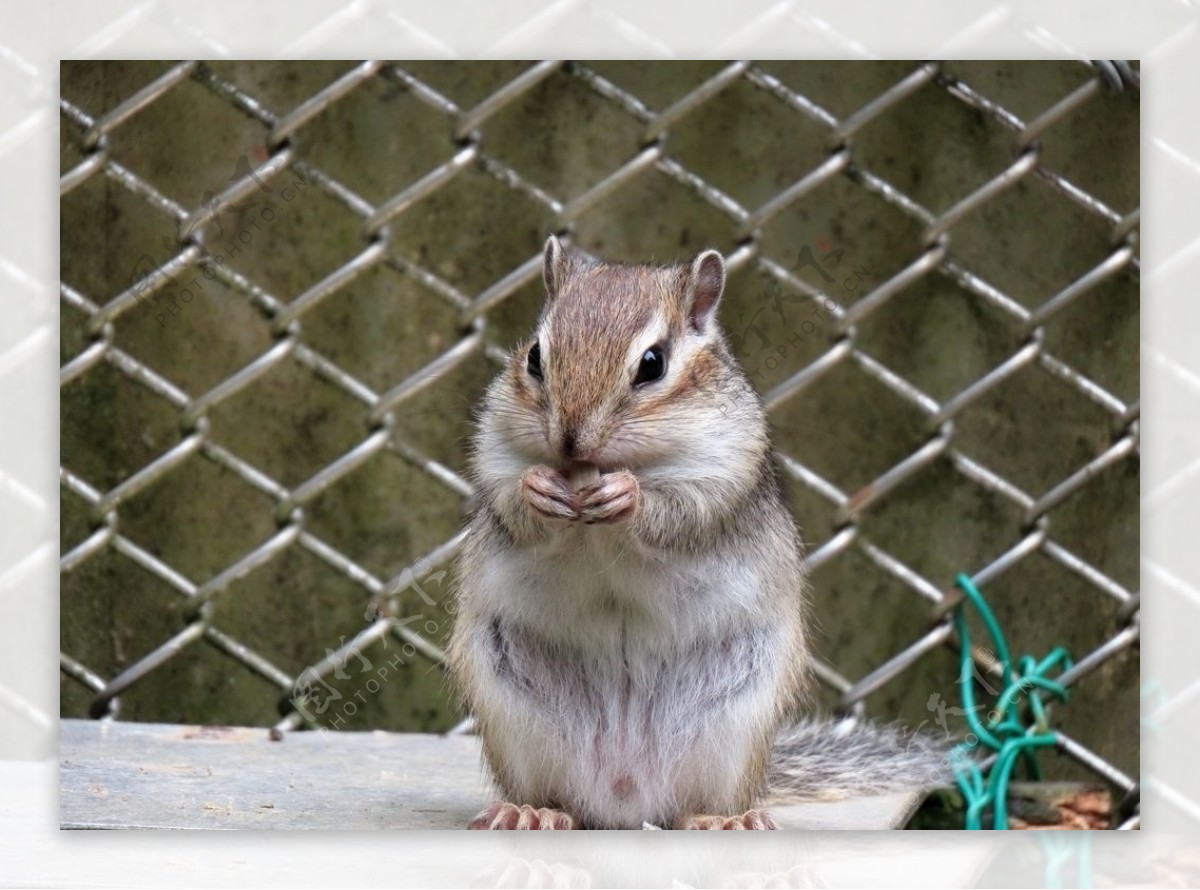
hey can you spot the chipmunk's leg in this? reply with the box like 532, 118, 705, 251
677, 810, 779, 830
469, 801, 578, 830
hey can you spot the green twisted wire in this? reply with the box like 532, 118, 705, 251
950, 573, 1074, 830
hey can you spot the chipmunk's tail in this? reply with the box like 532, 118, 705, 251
768, 716, 963, 800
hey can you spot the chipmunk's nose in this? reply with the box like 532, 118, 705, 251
555, 412, 602, 461
560, 429, 579, 460
560, 425, 601, 462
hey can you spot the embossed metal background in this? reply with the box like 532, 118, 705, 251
58, 60, 1139, 821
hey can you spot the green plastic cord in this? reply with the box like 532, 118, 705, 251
950, 573, 1074, 830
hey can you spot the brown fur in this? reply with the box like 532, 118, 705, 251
448, 238, 814, 829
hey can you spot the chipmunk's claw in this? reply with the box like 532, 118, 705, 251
678, 809, 779, 830
577, 470, 639, 524
469, 801, 578, 830
521, 466, 578, 521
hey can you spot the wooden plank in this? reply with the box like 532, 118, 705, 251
60, 719, 924, 830
60, 720, 490, 830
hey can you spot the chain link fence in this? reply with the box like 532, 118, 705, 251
59, 60, 1139, 814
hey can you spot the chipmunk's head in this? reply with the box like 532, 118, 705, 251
492, 235, 759, 475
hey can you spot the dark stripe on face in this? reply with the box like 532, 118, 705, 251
546, 264, 666, 441
634, 346, 727, 417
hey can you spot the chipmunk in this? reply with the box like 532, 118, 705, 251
446, 237, 955, 830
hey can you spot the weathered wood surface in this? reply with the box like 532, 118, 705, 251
60, 719, 924, 830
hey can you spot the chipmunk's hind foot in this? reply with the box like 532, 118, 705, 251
679, 809, 779, 830
469, 801, 578, 830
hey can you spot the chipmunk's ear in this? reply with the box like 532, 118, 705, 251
543, 235, 569, 302
685, 249, 726, 334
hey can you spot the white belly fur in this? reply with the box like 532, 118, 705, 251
463, 524, 790, 828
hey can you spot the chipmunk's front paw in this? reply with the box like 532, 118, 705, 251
678, 810, 779, 830
521, 466, 578, 521
469, 801, 578, 830
577, 470, 640, 525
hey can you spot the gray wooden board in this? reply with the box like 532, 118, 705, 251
59, 719, 924, 830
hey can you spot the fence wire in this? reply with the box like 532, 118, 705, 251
58, 60, 1139, 816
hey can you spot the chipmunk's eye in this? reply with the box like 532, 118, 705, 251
527, 342, 543, 381
634, 344, 667, 387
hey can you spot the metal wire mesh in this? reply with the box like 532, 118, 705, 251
58, 60, 1139, 809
